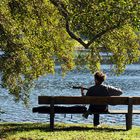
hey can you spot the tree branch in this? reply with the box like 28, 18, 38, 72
49, 0, 122, 49
49, 0, 68, 17
65, 20, 87, 48
86, 25, 120, 48
50, 0, 88, 47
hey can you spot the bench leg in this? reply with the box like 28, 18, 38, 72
50, 112, 55, 130
50, 100, 55, 130
126, 97, 133, 131
125, 113, 132, 131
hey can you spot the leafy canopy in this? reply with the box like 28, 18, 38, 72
0, 0, 140, 102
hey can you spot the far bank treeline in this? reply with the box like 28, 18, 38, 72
0, 0, 140, 103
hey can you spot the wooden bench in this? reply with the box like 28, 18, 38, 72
32, 96, 140, 130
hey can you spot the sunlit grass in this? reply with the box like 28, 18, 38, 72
0, 123, 140, 140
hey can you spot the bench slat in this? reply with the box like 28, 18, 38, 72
33, 106, 87, 114
33, 106, 140, 114
133, 97, 140, 105
39, 96, 131, 105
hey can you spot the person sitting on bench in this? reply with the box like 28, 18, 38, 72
81, 71, 123, 127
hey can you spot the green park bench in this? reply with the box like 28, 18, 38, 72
33, 96, 140, 130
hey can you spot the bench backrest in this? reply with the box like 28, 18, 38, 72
38, 96, 140, 105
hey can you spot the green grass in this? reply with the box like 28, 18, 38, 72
0, 123, 140, 140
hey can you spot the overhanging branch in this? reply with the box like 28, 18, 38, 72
65, 20, 87, 48
49, 0, 122, 49
66, 22, 121, 49
49, 0, 68, 17
86, 25, 120, 47
49, 0, 87, 48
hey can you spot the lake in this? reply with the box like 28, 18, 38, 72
0, 64, 140, 126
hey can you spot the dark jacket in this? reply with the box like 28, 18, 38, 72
86, 84, 123, 112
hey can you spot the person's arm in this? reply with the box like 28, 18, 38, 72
107, 85, 123, 96
81, 86, 92, 96
72, 86, 88, 96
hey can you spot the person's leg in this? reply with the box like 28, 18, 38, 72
82, 109, 92, 119
94, 114, 100, 126
82, 105, 92, 119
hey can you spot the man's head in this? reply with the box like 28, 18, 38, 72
94, 71, 106, 85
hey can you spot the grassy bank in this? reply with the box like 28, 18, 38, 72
0, 123, 140, 140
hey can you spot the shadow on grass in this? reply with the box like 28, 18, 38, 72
0, 123, 126, 138
61, 126, 125, 131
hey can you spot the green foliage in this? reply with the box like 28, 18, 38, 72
52, 0, 140, 74
64, 0, 140, 71
0, 0, 75, 102
65, 0, 140, 39
102, 25, 140, 74
0, 0, 140, 102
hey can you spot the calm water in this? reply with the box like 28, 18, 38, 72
0, 64, 140, 126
